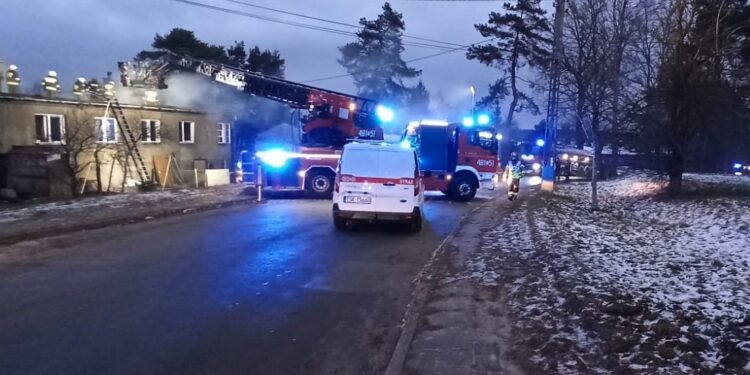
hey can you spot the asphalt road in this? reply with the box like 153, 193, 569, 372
0, 193, 489, 375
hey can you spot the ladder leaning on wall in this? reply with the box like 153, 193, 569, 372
102, 97, 151, 186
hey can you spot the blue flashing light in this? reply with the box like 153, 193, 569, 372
536, 139, 546, 147
477, 114, 491, 125
400, 139, 412, 149
733, 163, 743, 169
256, 149, 289, 168
462, 117, 474, 127
376, 105, 395, 123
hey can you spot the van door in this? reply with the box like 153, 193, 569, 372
372, 150, 416, 214
337, 148, 377, 212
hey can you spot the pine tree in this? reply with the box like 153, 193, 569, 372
245, 47, 286, 78
467, 0, 551, 128
406, 81, 430, 117
151, 28, 228, 62
227, 41, 247, 67
338, 2, 421, 104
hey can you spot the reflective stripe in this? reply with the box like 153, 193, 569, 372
339, 175, 414, 185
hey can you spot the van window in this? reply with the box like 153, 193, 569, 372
378, 150, 416, 178
340, 149, 374, 177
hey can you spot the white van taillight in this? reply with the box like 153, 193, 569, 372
414, 172, 420, 196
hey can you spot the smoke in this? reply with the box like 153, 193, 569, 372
116, 72, 294, 145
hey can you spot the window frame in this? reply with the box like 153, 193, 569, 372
179, 121, 195, 144
95, 117, 119, 144
34, 113, 66, 144
217, 122, 231, 144
140, 119, 161, 144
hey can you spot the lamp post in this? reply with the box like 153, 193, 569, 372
469, 85, 476, 119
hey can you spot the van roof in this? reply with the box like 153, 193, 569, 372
343, 142, 409, 152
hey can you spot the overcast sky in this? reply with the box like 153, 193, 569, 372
0, 0, 552, 127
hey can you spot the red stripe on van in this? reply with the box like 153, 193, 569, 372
339, 175, 415, 185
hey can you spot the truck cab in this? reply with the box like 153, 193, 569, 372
401, 120, 499, 201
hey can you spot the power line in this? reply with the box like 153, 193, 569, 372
300, 37, 497, 83
173, 0, 457, 51
218, 0, 466, 48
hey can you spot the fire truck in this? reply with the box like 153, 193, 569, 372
400, 119, 501, 201
120, 52, 393, 197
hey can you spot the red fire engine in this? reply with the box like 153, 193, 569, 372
400, 119, 500, 201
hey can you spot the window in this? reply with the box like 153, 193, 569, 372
179, 121, 195, 144
96, 117, 118, 143
217, 122, 231, 144
140, 119, 161, 143
34, 114, 65, 144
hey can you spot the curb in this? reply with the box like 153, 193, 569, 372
0, 197, 261, 246
384, 197, 496, 375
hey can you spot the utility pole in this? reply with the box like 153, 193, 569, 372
541, 0, 567, 192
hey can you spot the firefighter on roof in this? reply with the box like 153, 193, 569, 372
42, 70, 61, 97
87, 78, 101, 95
73, 77, 87, 96
104, 81, 116, 98
6, 64, 21, 94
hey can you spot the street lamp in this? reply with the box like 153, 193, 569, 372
469, 85, 476, 119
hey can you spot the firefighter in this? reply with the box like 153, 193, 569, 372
502, 151, 524, 201
72, 77, 87, 96
103, 81, 116, 98
87, 78, 101, 95
6, 64, 21, 94
42, 70, 61, 97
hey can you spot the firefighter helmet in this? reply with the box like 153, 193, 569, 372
48, 70, 58, 78
9, 65, 18, 71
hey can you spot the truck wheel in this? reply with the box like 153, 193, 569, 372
408, 209, 422, 232
450, 176, 477, 202
307, 171, 334, 198
334, 216, 348, 230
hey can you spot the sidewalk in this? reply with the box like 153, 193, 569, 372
0, 185, 258, 245
397, 193, 527, 375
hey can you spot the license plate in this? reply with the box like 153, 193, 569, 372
344, 196, 371, 204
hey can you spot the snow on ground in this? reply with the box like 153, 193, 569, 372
477, 172, 750, 373
0, 186, 247, 224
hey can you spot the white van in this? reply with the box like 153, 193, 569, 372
333, 142, 424, 231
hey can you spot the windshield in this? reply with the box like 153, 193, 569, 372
467, 130, 497, 152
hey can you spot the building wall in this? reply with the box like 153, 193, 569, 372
0, 95, 232, 191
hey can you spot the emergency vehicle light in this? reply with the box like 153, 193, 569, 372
477, 114, 491, 125
733, 163, 743, 169
496, 133, 503, 141
462, 117, 474, 127
400, 140, 412, 149
536, 139, 545, 147
256, 149, 289, 168
376, 105, 395, 123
